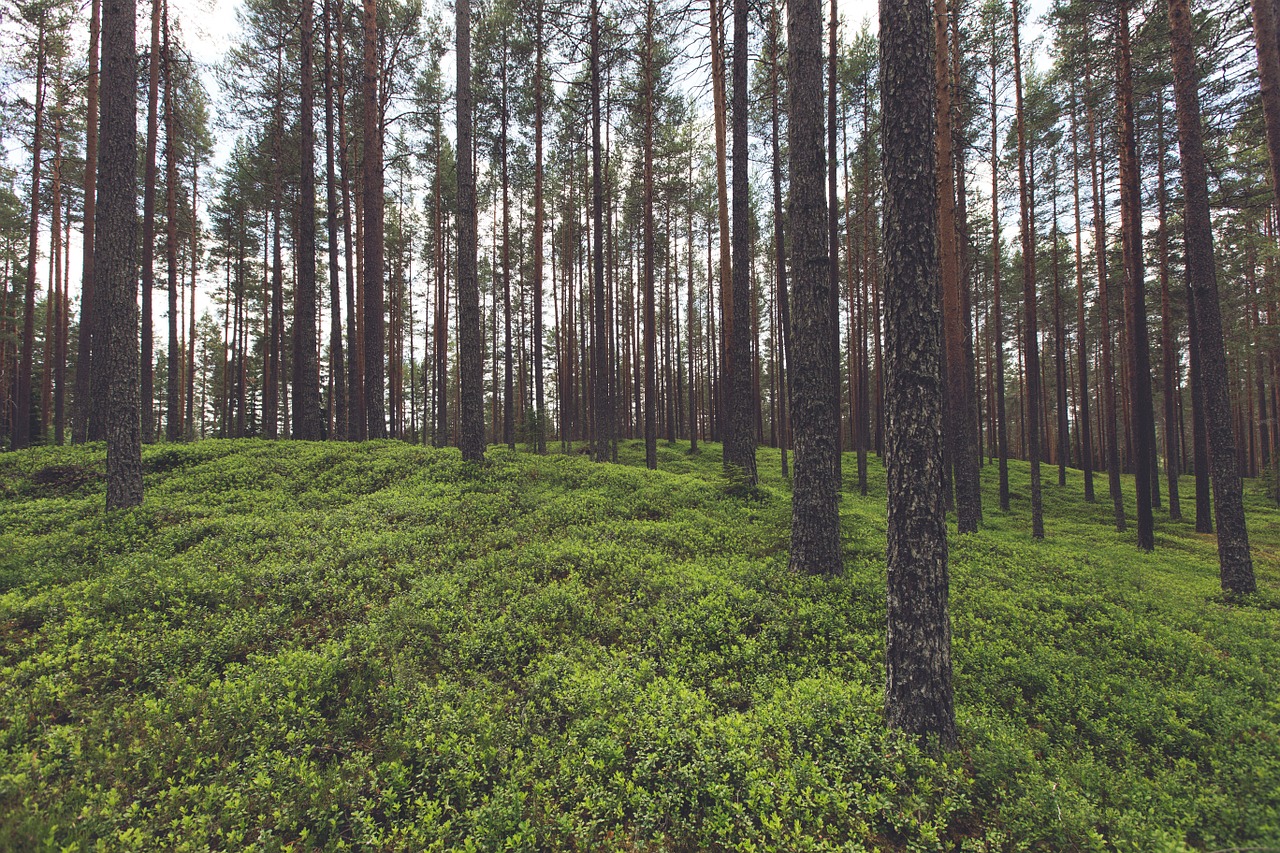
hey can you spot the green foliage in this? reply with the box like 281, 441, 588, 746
0, 439, 1277, 850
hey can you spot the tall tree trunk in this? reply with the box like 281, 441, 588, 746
100, 0, 143, 508
501, 36, 514, 450
1012, 0, 1043, 538
1156, 92, 1181, 518
594, 4, 613, 465
1116, 0, 1156, 551
990, 21, 1010, 511
362, 0, 385, 439
937, 0, 979, 532
293, 0, 322, 440
770, 0, 790, 476
323, 0, 346, 440
457, 0, 484, 461
724, 0, 758, 485
1051, 157, 1069, 486
75, 0, 101, 444
187, 158, 198, 439
710, 0, 731, 440
1168, 0, 1256, 594
15, 20, 46, 450
140, 0, 161, 443
533, 0, 546, 453
787, 0, 840, 575
1070, 87, 1095, 502
163, 0, 181, 442
1086, 41, 1125, 531
882, 0, 956, 751
828, 0, 842, 486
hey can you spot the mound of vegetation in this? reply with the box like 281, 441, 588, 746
0, 439, 1277, 850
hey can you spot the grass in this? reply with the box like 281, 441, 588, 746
0, 437, 1277, 851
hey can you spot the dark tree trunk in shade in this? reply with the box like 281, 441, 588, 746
881, 0, 956, 751
787, 0, 840, 576
1116, 1, 1156, 551
1012, 0, 1043, 539
362, 0, 385, 439
724, 0, 757, 485
100, 0, 144, 508
456, 0, 484, 462
75, 0, 101, 444
1168, 0, 1255, 594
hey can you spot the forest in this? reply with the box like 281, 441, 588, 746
0, 0, 1278, 847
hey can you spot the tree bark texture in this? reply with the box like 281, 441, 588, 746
1168, 0, 1256, 594
881, 0, 957, 751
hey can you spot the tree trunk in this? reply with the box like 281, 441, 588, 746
1012, 0, 1043, 538
724, 0, 758, 485
1155, 92, 1181, 518
140, 0, 161, 443
533, 0, 546, 453
882, 0, 956, 751
323, 0, 346, 440
291, 0, 322, 440
990, 21, 1010, 511
936, 0, 979, 531
1168, 0, 1255, 594
15, 20, 46, 450
164, 0, 181, 442
100, 0, 143, 508
362, 0, 385, 439
1070, 87, 1094, 502
710, 0, 732, 440
456, 0, 484, 461
787, 0, 840, 575
1116, 0, 1156, 551
76, 0, 101, 444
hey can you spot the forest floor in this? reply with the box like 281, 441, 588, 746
0, 437, 1277, 851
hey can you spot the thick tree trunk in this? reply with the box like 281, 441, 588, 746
362, 0, 385, 439
882, 0, 956, 751
100, 0, 143, 508
788, 0, 840, 575
456, 0, 484, 461
1116, 1, 1156, 551
724, 0, 757, 485
293, 0, 322, 440
1168, 0, 1255, 594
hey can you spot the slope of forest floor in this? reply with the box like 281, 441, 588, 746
0, 438, 1277, 851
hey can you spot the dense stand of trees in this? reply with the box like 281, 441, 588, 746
0, 0, 1276, 736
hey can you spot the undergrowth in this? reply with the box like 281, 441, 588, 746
0, 438, 1276, 851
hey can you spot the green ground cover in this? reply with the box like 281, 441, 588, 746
0, 438, 1277, 851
